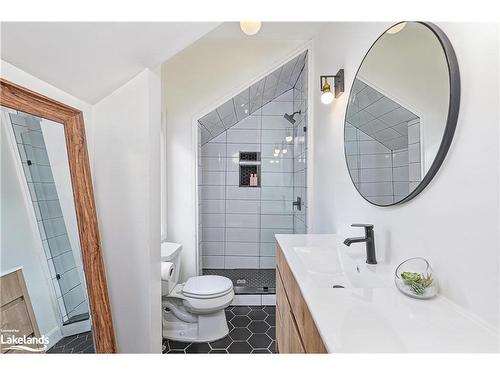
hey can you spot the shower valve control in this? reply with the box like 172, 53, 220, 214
292, 197, 302, 211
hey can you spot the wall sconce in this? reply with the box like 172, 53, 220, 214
320, 69, 344, 104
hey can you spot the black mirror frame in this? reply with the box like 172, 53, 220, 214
343, 21, 461, 207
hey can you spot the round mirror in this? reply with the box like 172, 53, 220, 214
344, 22, 460, 206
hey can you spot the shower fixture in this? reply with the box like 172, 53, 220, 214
283, 110, 301, 125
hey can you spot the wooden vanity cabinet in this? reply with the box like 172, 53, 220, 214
276, 243, 327, 354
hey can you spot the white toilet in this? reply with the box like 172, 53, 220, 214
161, 242, 234, 342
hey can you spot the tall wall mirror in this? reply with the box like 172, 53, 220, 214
344, 22, 460, 206
0, 80, 115, 353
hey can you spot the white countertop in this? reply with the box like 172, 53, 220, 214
276, 234, 499, 353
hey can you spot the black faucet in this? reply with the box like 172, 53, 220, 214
343, 224, 377, 265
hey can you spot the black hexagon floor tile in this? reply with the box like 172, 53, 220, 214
225, 310, 235, 320
209, 335, 232, 349
252, 349, 271, 354
163, 305, 276, 354
232, 306, 251, 316
47, 331, 95, 354
268, 340, 276, 353
230, 315, 251, 327
267, 326, 276, 338
248, 309, 267, 320
263, 306, 276, 315
248, 320, 270, 334
186, 342, 211, 354
264, 314, 276, 327
227, 341, 253, 354
248, 333, 272, 349
168, 340, 191, 350
229, 327, 252, 341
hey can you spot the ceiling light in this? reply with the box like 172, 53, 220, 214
386, 22, 407, 35
320, 70, 344, 105
240, 21, 262, 36
285, 135, 293, 143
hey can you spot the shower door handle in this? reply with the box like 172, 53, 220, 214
292, 197, 302, 211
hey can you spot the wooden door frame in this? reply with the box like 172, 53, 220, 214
0, 78, 116, 353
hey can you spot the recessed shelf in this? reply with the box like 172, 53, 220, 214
239, 152, 261, 187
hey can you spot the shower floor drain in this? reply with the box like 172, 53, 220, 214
203, 269, 276, 294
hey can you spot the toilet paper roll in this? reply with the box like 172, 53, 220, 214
161, 262, 175, 281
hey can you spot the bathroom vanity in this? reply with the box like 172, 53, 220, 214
275, 234, 499, 353
276, 243, 327, 353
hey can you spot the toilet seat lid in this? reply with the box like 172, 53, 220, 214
182, 275, 233, 299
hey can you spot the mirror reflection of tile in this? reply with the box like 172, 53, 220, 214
9, 111, 90, 324
345, 78, 422, 205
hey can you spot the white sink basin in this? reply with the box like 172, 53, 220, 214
292, 244, 392, 289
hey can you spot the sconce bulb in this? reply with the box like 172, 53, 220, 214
386, 22, 407, 35
282, 149, 288, 154
321, 91, 334, 105
240, 21, 262, 35
285, 135, 293, 143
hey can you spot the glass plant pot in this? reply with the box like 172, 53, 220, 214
394, 257, 438, 299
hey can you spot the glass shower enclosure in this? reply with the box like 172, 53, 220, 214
196, 51, 309, 297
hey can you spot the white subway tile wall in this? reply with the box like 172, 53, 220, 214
345, 116, 422, 205
345, 78, 423, 205
199, 78, 307, 268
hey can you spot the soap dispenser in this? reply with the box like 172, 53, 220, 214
250, 173, 257, 187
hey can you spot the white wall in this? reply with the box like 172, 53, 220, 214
93, 69, 161, 353
0, 111, 61, 345
311, 22, 499, 328
0, 60, 95, 168
163, 34, 310, 280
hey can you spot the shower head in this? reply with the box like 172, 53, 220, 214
283, 110, 301, 125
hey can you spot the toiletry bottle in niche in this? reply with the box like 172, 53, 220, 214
250, 173, 257, 187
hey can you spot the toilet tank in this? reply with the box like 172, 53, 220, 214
161, 242, 182, 295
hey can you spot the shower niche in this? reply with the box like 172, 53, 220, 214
239, 151, 261, 187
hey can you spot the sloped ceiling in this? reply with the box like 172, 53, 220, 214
0, 22, 219, 103
198, 50, 307, 144
346, 78, 419, 150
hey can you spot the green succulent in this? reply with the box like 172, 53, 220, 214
401, 271, 433, 295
